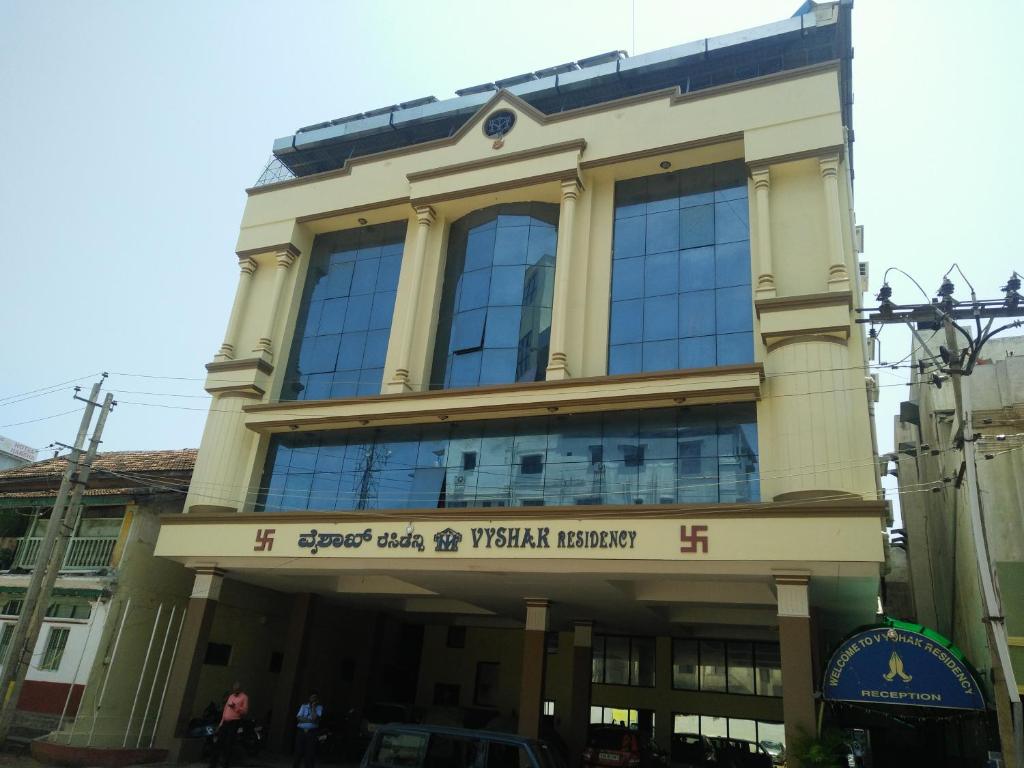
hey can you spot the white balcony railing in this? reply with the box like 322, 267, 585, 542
11, 537, 117, 571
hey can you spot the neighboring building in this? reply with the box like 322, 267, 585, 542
153, 2, 889, 765
0, 436, 37, 471
0, 450, 195, 746
893, 335, 1024, 762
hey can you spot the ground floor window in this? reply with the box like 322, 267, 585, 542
39, 626, 70, 671
592, 634, 656, 687
673, 713, 784, 749
590, 706, 655, 738
0, 623, 13, 664
542, 700, 555, 716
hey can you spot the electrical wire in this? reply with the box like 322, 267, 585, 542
0, 373, 101, 406
0, 408, 85, 430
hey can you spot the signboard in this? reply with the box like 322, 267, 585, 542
156, 515, 885, 564
0, 436, 36, 462
823, 626, 985, 710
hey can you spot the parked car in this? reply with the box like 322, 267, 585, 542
708, 737, 772, 768
360, 723, 565, 768
581, 725, 668, 768
670, 732, 717, 767
362, 702, 416, 736
758, 739, 785, 766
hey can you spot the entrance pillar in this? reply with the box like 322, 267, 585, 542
269, 593, 313, 751
567, 621, 593, 763
774, 573, 816, 763
153, 568, 223, 755
518, 599, 549, 740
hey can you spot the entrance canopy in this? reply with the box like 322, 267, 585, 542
823, 619, 986, 711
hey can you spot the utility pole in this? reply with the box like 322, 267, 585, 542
861, 271, 1024, 768
0, 376, 114, 743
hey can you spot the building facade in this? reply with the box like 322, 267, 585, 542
154, 2, 885, 764
0, 450, 195, 748
894, 334, 1024, 764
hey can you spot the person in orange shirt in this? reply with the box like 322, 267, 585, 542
209, 681, 249, 768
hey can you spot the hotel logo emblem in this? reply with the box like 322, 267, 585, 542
434, 528, 463, 553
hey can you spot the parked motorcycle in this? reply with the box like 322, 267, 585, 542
187, 702, 265, 758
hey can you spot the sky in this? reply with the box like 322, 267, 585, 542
1, 0, 1022, 516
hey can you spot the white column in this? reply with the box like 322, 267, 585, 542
216, 257, 257, 360
546, 178, 582, 380
752, 167, 776, 299
819, 154, 850, 293
386, 205, 435, 392
253, 246, 299, 360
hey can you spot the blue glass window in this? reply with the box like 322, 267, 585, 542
257, 404, 759, 511
609, 161, 753, 374
431, 203, 559, 389
282, 221, 407, 400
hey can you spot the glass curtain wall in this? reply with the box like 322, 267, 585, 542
431, 203, 558, 389
609, 160, 753, 374
282, 221, 407, 400
257, 404, 758, 511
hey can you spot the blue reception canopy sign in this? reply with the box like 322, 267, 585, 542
823, 622, 985, 710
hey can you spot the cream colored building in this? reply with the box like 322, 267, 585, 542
154, 3, 886, 765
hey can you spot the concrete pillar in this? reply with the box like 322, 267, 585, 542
774, 573, 816, 766
153, 569, 223, 755
567, 620, 593, 763
518, 599, 550, 740
386, 205, 436, 393
215, 256, 258, 360
268, 593, 313, 751
253, 245, 300, 360
546, 179, 582, 381
751, 167, 776, 299
819, 155, 850, 293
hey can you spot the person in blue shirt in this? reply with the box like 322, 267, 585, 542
293, 692, 323, 768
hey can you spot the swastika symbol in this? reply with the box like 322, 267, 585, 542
254, 528, 276, 552
679, 525, 709, 554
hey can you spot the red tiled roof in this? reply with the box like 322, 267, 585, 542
0, 449, 195, 499
0, 449, 196, 480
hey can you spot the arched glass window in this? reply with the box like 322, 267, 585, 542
430, 203, 559, 389
282, 221, 407, 400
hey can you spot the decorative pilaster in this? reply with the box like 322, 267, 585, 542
774, 573, 816, 764
518, 598, 550, 740
216, 257, 257, 360
752, 168, 776, 299
546, 178, 582, 381
386, 206, 435, 393
252, 245, 300, 361
819, 155, 850, 293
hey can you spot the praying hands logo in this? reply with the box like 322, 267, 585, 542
883, 651, 913, 683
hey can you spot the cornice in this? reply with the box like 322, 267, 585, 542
161, 497, 888, 525
755, 292, 853, 317
206, 357, 274, 376
244, 363, 766, 414
234, 242, 300, 260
